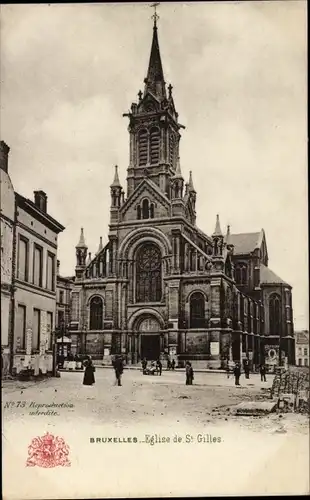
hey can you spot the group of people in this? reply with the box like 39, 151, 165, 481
141, 358, 163, 376
141, 357, 194, 385
82, 355, 124, 387
232, 361, 267, 386
82, 354, 266, 388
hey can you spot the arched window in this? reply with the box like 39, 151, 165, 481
235, 263, 247, 285
138, 129, 148, 166
150, 203, 154, 218
90, 296, 103, 330
142, 199, 149, 219
150, 127, 160, 165
190, 292, 205, 328
269, 294, 281, 335
137, 205, 141, 220
136, 243, 162, 302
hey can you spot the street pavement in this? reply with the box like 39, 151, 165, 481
2, 369, 309, 498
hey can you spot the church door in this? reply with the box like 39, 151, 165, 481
138, 317, 161, 361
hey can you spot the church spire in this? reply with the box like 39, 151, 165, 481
144, 9, 166, 101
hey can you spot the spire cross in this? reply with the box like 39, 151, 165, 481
150, 2, 160, 27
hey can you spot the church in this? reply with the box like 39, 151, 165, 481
68, 18, 295, 369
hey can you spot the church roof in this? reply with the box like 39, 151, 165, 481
229, 231, 263, 254
260, 264, 289, 286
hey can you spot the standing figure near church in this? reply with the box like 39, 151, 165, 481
233, 362, 241, 386
142, 358, 147, 373
260, 364, 267, 382
185, 362, 194, 385
113, 355, 124, 386
244, 358, 250, 379
171, 359, 176, 370
167, 356, 171, 370
83, 355, 95, 386
156, 359, 162, 376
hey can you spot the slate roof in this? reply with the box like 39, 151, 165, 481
229, 232, 262, 255
260, 264, 289, 286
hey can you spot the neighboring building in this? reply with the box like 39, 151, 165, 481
56, 261, 74, 358
68, 20, 295, 369
0, 141, 15, 376
13, 188, 65, 375
295, 330, 309, 367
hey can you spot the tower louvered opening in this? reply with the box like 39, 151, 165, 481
138, 129, 148, 165
150, 127, 160, 164
169, 134, 175, 167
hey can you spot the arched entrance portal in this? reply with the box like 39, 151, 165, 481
138, 316, 161, 361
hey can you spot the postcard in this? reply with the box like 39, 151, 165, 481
1, 2, 308, 498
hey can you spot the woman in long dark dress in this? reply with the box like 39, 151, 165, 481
83, 355, 95, 386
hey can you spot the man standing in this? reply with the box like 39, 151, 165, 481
233, 362, 241, 386
113, 355, 124, 386
171, 359, 176, 371
260, 364, 267, 382
156, 359, 162, 376
185, 361, 194, 385
244, 358, 250, 379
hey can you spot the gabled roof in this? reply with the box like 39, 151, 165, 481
120, 177, 170, 214
260, 263, 289, 286
229, 231, 263, 255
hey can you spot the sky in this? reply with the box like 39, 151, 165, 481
1, 2, 307, 329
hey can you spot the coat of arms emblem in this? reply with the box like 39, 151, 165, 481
26, 432, 71, 468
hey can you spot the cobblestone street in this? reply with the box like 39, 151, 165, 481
2, 369, 309, 498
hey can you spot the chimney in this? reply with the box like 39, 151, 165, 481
57, 260, 60, 276
34, 190, 47, 212
0, 141, 10, 173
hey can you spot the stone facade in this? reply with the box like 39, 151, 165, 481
68, 22, 295, 369
295, 330, 309, 367
0, 141, 65, 375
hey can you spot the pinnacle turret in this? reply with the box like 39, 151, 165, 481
110, 165, 121, 188
188, 171, 196, 192
97, 236, 103, 254
173, 157, 183, 179
76, 227, 87, 248
213, 214, 223, 237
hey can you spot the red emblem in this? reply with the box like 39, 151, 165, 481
26, 432, 71, 468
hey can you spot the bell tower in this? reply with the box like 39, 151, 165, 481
124, 11, 185, 198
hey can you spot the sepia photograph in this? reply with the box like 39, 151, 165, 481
1, 1, 308, 498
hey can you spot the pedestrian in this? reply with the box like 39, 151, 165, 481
185, 361, 194, 385
83, 355, 95, 386
113, 355, 124, 386
167, 357, 171, 370
260, 364, 267, 382
171, 359, 176, 371
156, 359, 162, 376
141, 358, 147, 373
244, 359, 250, 379
226, 357, 230, 379
233, 362, 241, 386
